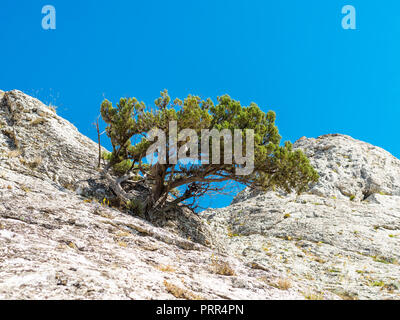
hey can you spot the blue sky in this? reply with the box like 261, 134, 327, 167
1, 0, 399, 209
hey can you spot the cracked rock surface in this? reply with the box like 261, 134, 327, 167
202, 135, 400, 300
0, 90, 304, 300
2, 90, 399, 300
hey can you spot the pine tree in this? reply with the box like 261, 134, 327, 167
100, 90, 319, 215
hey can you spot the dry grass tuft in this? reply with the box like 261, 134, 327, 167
163, 280, 203, 300
30, 118, 47, 126
117, 241, 128, 248
335, 290, 359, 300
62, 182, 75, 191
20, 185, 31, 193
157, 264, 176, 273
20, 156, 42, 169
7, 149, 22, 158
303, 292, 325, 300
2, 128, 20, 147
273, 278, 292, 290
48, 104, 57, 113
67, 242, 77, 250
210, 255, 236, 276
115, 231, 131, 238
259, 276, 292, 290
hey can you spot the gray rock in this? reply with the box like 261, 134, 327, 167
0, 90, 302, 300
295, 134, 400, 201
203, 134, 400, 300
3, 90, 398, 300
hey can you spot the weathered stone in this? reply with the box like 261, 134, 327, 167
0, 90, 302, 300
202, 135, 400, 300
3, 90, 399, 300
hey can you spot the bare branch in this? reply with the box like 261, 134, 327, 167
93, 115, 102, 169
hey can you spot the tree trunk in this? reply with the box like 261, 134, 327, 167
151, 164, 165, 205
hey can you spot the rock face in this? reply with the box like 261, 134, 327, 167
295, 134, 400, 201
1, 90, 399, 300
0, 90, 301, 300
202, 135, 400, 300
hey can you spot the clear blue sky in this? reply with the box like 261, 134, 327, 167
1, 0, 399, 209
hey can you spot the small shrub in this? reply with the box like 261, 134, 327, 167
126, 199, 145, 215
383, 283, 399, 292
369, 280, 385, 287
373, 255, 398, 265
101, 151, 112, 161
113, 159, 133, 174
227, 226, 239, 237
303, 292, 325, 300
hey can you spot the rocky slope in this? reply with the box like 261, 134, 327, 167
202, 135, 400, 300
0, 90, 302, 299
1, 90, 399, 300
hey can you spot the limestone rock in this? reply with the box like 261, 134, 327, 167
3, 90, 399, 300
202, 135, 400, 300
0, 90, 302, 300
295, 134, 400, 201
234, 134, 400, 204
